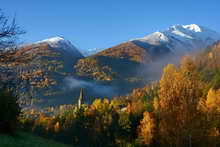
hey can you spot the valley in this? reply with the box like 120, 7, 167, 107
0, 4, 220, 145
1, 24, 219, 107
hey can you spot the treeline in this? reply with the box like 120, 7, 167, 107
18, 42, 220, 147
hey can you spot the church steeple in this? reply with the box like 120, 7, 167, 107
78, 88, 84, 109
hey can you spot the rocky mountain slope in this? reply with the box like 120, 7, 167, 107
75, 24, 220, 81
0, 37, 84, 106
132, 24, 220, 54
1, 24, 219, 107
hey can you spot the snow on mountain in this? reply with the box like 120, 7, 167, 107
38, 37, 104, 56
37, 37, 73, 48
31, 24, 220, 57
132, 24, 220, 55
140, 32, 169, 45
183, 24, 202, 32
37, 36, 83, 57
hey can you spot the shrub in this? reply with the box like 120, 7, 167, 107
0, 88, 21, 133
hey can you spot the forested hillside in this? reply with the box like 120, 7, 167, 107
18, 42, 220, 146
1, 2, 220, 147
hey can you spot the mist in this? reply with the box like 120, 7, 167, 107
137, 51, 198, 82
63, 77, 118, 97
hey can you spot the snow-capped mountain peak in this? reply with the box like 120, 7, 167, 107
36, 36, 83, 57
38, 36, 72, 48
40, 36, 65, 43
141, 32, 169, 45
183, 24, 202, 32
132, 24, 220, 55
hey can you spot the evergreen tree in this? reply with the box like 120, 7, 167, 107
0, 88, 20, 133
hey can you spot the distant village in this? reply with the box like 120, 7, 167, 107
22, 88, 85, 119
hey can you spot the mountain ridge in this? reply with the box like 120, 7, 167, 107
130, 24, 220, 55
75, 24, 220, 82
1, 24, 220, 107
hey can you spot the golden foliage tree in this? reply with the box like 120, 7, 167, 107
206, 88, 220, 112
204, 88, 220, 144
54, 122, 60, 133
138, 111, 155, 145
158, 62, 205, 146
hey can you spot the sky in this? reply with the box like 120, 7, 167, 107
1, 0, 220, 50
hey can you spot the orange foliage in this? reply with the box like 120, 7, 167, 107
138, 112, 155, 145
159, 63, 205, 146
206, 88, 220, 112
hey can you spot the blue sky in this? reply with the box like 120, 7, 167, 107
1, 0, 220, 50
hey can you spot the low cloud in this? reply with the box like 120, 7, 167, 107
63, 77, 118, 97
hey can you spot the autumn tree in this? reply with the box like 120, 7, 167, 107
138, 111, 156, 146
158, 60, 206, 146
206, 88, 220, 112
203, 88, 220, 144
85, 98, 120, 146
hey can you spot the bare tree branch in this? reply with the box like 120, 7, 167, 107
0, 9, 25, 90
0, 9, 25, 50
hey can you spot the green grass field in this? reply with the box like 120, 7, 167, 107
0, 132, 71, 147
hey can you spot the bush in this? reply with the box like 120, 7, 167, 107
0, 88, 21, 133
